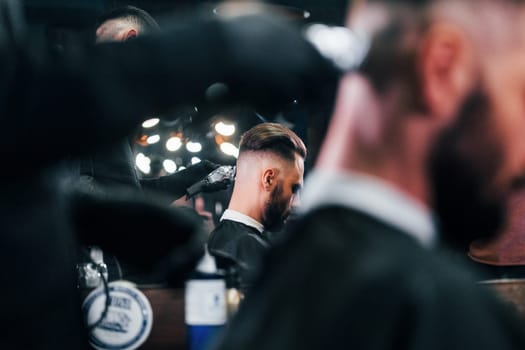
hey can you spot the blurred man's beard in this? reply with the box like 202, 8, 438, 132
428, 89, 506, 250
262, 182, 289, 232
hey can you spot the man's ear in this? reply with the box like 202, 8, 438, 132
123, 29, 138, 41
419, 22, 475, 122
261, 168, 276, 191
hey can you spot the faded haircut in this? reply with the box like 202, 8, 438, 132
239, 123, 307, 162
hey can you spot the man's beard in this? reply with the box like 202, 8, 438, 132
262, 182, 289, 232
428, 89, 506, 250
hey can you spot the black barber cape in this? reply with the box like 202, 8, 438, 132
208, 219, 270, 291
211, 206, 525, 350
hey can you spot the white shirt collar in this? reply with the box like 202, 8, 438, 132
220, 209, 265, 233
300, 170, 437, 248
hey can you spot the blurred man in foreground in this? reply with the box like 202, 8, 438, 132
212, 0, 525, 349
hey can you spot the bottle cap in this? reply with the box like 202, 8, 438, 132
196, 247, 218, 274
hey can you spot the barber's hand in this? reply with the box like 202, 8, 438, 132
185, 164, 235, 198
180, 160, 220, 186
201, 180, 231, 193
147, 160, 221, 200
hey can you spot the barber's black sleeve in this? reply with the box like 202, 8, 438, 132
140, 160, 220, 201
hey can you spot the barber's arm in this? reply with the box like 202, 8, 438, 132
140, 160, 220, 203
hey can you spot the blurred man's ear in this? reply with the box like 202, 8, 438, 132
419, 22, 475, 123
123, 28, 138, 41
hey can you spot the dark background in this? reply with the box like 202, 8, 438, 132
21, 0, 347, 221
23, 0, 348, 28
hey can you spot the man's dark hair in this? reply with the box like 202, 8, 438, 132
357, 0, 523, 110
351, 0, 432, 114
96, 5, 160, 34
239, 123, 307, 162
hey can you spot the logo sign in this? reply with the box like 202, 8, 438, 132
82, 281, 153, 350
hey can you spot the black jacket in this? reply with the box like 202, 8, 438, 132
208, 219, 270, 290
212, 206, 525, 350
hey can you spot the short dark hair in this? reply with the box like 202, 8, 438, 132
346, 0, 433, 116
96, 5, 160, 34
239, 123, 307, 162
356, 1, 429, 93
356, 0, 525, 110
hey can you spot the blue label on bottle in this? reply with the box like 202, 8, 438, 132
187, 325, 224, 350
185, 277, 226, 350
